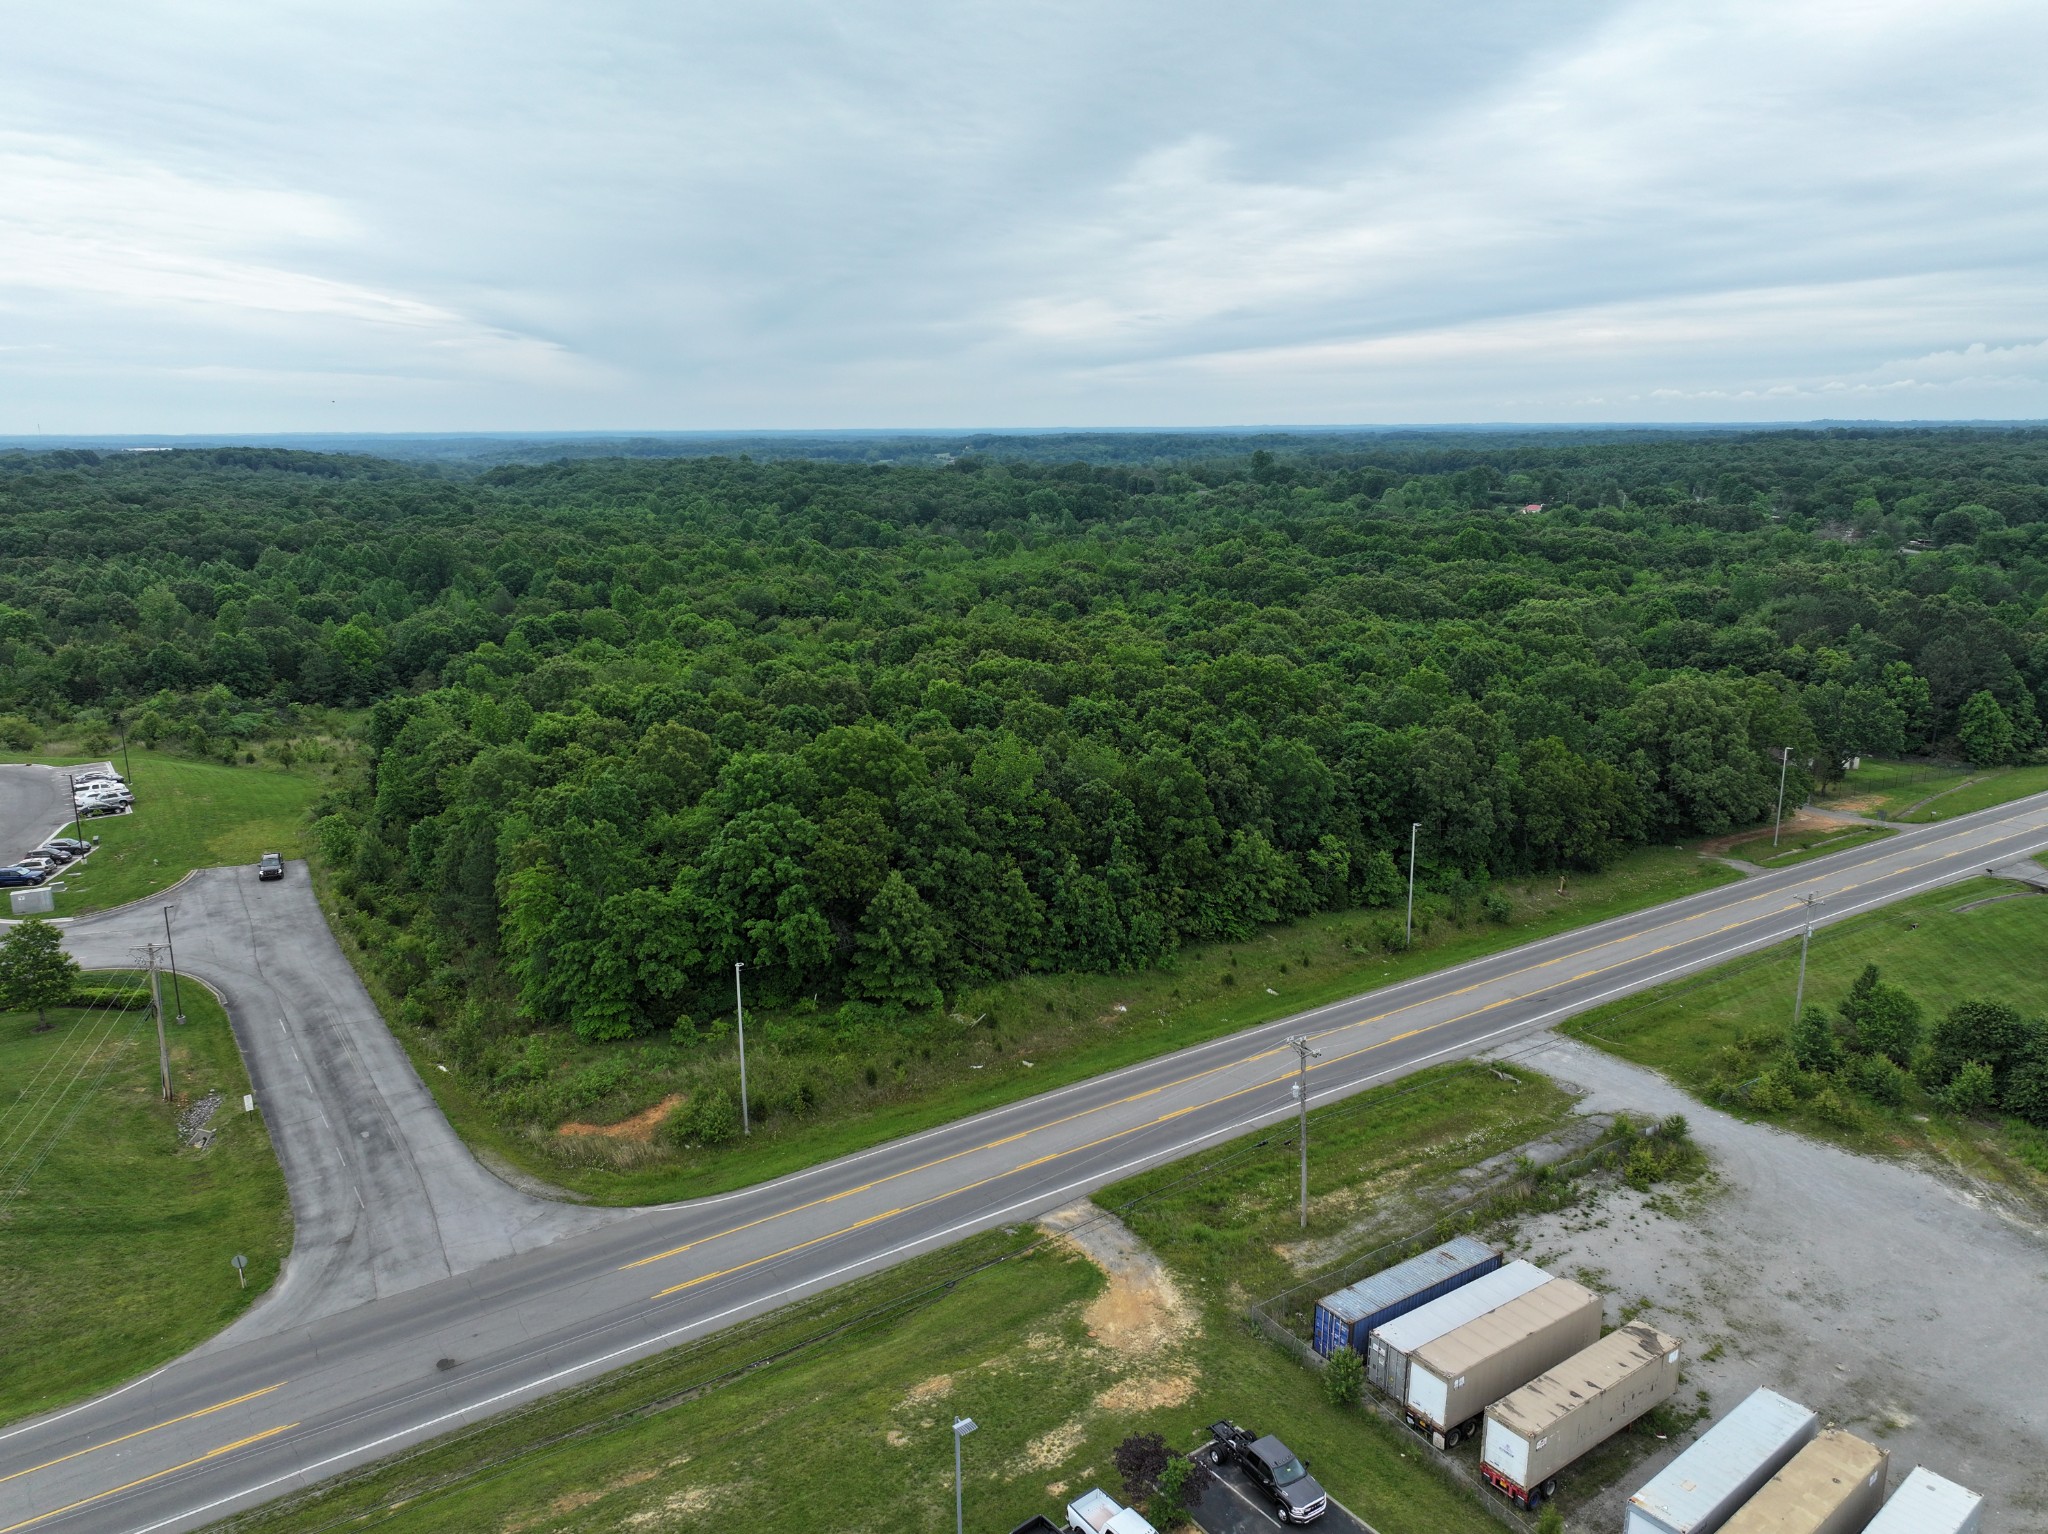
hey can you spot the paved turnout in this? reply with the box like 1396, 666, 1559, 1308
3, 793, 2047, 1533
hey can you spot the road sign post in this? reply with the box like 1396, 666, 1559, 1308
232, 1253, 248, 1289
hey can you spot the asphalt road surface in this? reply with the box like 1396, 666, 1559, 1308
4, 792, 2047, 1534
0, 763, 110, 874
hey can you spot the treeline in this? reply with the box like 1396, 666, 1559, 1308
1, 434, 2045, 1047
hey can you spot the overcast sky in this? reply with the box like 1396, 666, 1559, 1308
4, 0, 2046, 432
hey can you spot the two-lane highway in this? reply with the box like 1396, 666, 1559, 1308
5, 792, 2048, 1533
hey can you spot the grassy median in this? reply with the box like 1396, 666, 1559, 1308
0, 975, 290, 1425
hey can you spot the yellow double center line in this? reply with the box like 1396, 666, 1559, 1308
0, 1424, 295, 1534
624, 810, 2048, 1295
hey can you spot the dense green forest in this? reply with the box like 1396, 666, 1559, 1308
2, 431, 2045, 1064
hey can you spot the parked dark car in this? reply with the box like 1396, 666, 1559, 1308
1206, 1421, 1328, 1523
78, 802, 125, 818
0, 866, 48, 887
258, 852, 285, 881
28, 845, 76, 862
43, 839, 91, 854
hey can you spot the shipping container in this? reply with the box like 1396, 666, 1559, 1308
1721, 1429, 1887, 1534
1401, 1276, 1602, 1447
1863, 1466, 1983, 1534
1480, 1323, 1682, 1507
1310, 1235, 1501, 1357
1627, 1389, 1819, 1534
1366, 1259, 1551, 1398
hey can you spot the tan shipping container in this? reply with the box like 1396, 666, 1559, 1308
1721, 1430, 1889, 1534
1402, 1276, 1602, 1447
1481, 1323, 1683, 1506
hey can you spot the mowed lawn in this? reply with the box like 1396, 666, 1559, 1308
1564, 880, 2048, 1180
0, 976, 290, 1425
43, 754, 322, 915
1817, 757, 2048, 824
216, 1066, 1570, 1534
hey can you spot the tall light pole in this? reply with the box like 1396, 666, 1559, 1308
1790, 892, 1820, 1024
733, 962, 751, 1136
146, 942, 171, 1101
952, 1417, 977, 1534
1285, 1034, 1322, 1228
1772, 746, 1793, 847
1405, 822, 1421, 947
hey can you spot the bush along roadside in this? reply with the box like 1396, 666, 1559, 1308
1704, 964, 2048, 1147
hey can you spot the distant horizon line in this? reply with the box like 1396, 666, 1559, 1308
5, 419, 2048, 446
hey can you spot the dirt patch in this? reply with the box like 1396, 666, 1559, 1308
1696, 809, 1843, 856
1094, 1373, 1197, 1412
1038, 1201, 1194, 1356
903, 1372, 954, 1406
625, 1484, 730, 1528
557, 1093, 682, 1141
1023, 1416, 1088, 1469
886, 1429, 911, 1449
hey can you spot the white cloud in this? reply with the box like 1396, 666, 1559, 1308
1, 0, 2045, 429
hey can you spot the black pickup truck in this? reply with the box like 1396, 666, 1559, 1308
1205, 1421, 1329, 1524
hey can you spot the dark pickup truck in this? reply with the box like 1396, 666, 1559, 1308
1205, 1421, 1328, 1524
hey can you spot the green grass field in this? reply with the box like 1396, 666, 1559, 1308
217, 1064, 1572, 1534
15, 754, 326, 916
1564, 879, 2048, 1186
0, 975, 291, 1425
1816, 758, 2048, 824
356, 845, 1734, 1204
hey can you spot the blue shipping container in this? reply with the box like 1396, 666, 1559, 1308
1311, 1236, 1501, 1357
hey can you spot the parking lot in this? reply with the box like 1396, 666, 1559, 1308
1185, 1454, 1378, 1534
0, 761, 128, 908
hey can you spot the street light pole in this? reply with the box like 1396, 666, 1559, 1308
734, 962, 751, 1136
952, 1417, 978, 1534
66, 773, 83, 845
1790, 892, 1820, 1024
1405, 822, 1421, 947
146, 942, 171, 1101
163, 905, 187, 1026
1772, 746, 1793, 848
1285, 1033, 1322, 1228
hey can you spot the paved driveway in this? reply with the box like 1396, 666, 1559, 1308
59, 865, 624, 1341
1187, 1453, 1378, 1534
0, 762, 108, 867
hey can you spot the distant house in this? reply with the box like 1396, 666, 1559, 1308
1520, 503, 1544, 515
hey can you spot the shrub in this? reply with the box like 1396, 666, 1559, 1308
1851, 1052, 1908, 1107
1152, 1452, 1214, 1528
1945, 1060, 1996, 1116
1537, 1505, 1565, 1534
1322, 1345, 1364, 1408
1927, 1000, 2035, 1094
0, 714, 37, 751
1749, 1069, 1797, 1114
1787, 1006, 1843, 1074
670, 1086, 741, 1147
1479, 888, 1513, 923
1810, 1086, 1860, 1130
1113, 1432, 1170, 1508
2004, 1057, 2048, 1128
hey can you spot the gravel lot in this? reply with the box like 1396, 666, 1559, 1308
1498, 1035, 2048, 1530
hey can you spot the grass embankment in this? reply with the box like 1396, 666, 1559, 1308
218, 1064, 1577, 1534
13, 753, 326, 916
355, 845, 1733, 1205
0, 975, 290, 1425
1564, 879, 2048, 1187
1816, 757, 2048, 824
1707, 820, 1894, 868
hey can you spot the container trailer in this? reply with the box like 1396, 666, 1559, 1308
1309, 1235, 1501, 1357
1401, 1276, 1602, 1449
1720, 1429, 1887, 1534
1480, 1322, 1682, 1508
1365, 1259, 1551, 1399
1625, 1387, 1819, 1534
1863, 1466, 1982, 1534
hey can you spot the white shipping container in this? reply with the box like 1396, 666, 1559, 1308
1627, 1388, 1819, 1534
1863, 1466, 1983, 1534
1402, 1277, 1602, 1445
1721, 1429, 1887, 1534
1366, 1260, 1551, 1399
1481, 1323, 1682, 1504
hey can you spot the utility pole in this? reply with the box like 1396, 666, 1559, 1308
1405, 821, 1421, 947
146, 942, 171, 1102
119, 721, 134, 783
734, 962, 751, 1136
1285, 1033, 1322, 1228
1772, 746, 1793, 847
1790, 892, 1820, 1024
163, 905, 187, 1025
